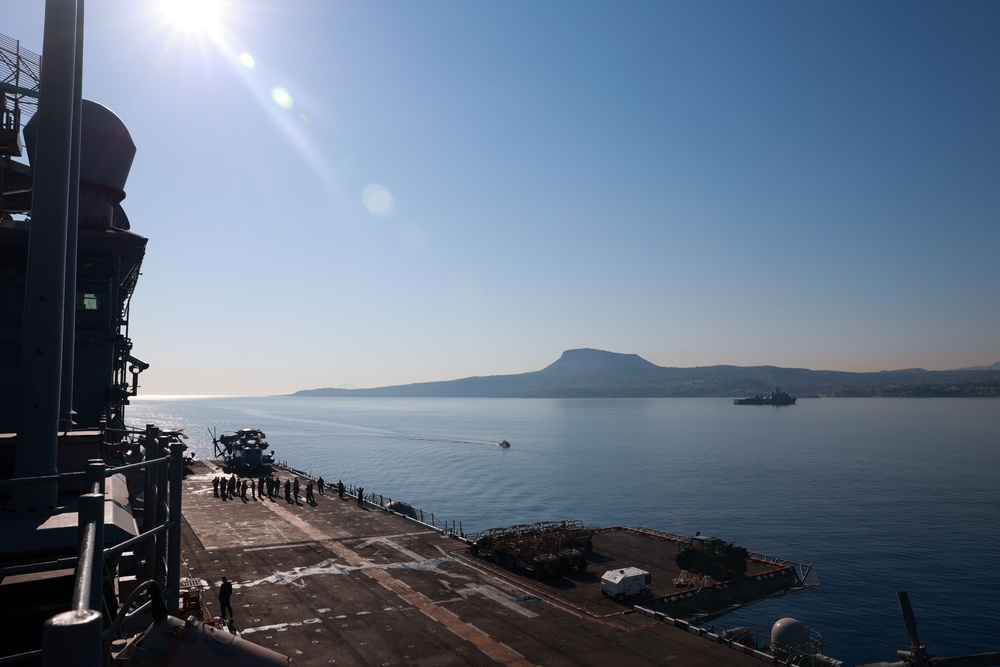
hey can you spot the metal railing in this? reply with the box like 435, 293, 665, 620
0, 32, 41, 139
273, 462, 468, 540
0, 425, 185, 667
364, 487, 466, 539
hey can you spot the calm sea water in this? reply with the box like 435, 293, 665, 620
129, 396, 1000, 665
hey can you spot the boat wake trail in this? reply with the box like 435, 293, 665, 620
370, 433, 501, 448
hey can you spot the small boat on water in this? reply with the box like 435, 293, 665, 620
498, 440, 511, 448
734, 388, 797, 405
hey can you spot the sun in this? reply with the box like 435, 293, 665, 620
157, 0, 225, 34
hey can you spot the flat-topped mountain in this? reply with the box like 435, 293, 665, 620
292, 348, 1000, 398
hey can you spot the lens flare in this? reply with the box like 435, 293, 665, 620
362, 184, 396, 218
271, 87, 294, 110
149, 0, 349, 210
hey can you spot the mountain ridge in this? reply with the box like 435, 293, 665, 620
292, 349, 1000, 398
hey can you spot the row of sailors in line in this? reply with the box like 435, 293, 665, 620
212, 474, 346, 505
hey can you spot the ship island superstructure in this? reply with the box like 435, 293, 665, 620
0, 14, 289, 665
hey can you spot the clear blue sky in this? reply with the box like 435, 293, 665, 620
7, 1, 999, 395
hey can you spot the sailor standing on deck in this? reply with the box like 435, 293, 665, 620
219, 576, 234, 622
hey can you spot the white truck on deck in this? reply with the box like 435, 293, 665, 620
600, 567, 652, 600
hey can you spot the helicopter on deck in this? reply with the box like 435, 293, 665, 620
209, 428, 275, 473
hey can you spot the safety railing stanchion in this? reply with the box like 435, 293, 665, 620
167, 440, 184, 615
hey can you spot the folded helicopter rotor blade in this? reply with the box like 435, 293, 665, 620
862, 594, 999, 667
933, 653, 1000, 667
897, 591, 921, 649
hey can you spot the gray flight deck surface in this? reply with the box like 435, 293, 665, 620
180, 461, 778, 665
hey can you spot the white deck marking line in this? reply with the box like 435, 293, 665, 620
349, 530, 438, 541
235, 555, 457, 588
242, 541, 318, 553
458, 585, 539, 618
260, 497, 533, 666
240, 618, 322, 635
357, 535, 426, 562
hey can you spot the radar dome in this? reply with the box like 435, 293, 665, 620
23, 100, 136, 228
771, 618, 809, 652
24, 100, 135, 195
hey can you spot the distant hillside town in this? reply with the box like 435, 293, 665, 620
293, 349, 1000, 399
